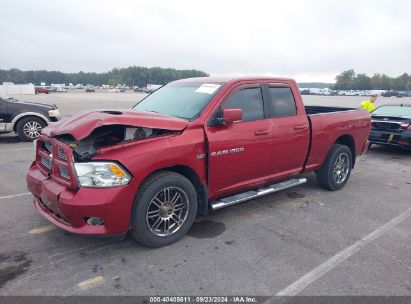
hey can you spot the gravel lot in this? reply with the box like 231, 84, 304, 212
0, 91, 410, 296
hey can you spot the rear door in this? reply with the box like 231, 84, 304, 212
265, 84, 310, 176
206, 84, 272, 196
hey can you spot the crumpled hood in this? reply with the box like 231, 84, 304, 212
42, 109, 189, 140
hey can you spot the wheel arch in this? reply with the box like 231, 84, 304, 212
12, 113, 49, 132
134, 165, 208, 219
334, 134, 356, 168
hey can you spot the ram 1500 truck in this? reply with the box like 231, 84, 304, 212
26, 77, 371, 247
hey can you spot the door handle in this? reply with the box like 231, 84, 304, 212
293, 124, 307, 130
255, 129, 269, 136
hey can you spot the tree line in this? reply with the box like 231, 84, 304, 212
2, 67, 409, 90
0, 66, 208, 87
334, 70, 411, 91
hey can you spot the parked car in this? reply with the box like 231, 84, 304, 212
369, 104, 411, 149
86, 87, 95, 92
35, 86, 50, 94
56, 87, 68, 93
26, 77, 371, 247
381, 90, 407, 98
0, 91, 61, 141
339, 90, 361, 96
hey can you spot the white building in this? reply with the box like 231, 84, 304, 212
0, 82, 35, 95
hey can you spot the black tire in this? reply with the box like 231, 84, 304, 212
16, 116, 46, 141
131, 171, 197, 247
316, 144, 352, 191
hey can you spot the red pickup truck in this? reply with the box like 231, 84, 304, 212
26, 77, 371, 247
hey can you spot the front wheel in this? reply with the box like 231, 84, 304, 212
316, 144, 352, 191
16, 116, 46, 141
131, 171, 197, 247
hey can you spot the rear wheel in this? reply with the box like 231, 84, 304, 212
131, 171, 197, 247
316, 144, 352, 191
16, 116, 46, 141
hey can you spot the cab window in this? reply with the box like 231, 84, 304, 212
268, 87, 297, 117
222, 87, 264, 122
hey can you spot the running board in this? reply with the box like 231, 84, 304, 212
211, 178, 307, 211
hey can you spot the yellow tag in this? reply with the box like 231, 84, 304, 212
388, 134, 394, 142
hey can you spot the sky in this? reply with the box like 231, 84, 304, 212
1, 0, 410, 82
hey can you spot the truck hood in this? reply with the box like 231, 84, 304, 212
43, 109, 189, 140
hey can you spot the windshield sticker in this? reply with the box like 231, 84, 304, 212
195, 83, 221, 94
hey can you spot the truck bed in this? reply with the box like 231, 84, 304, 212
303, 107, 371, 173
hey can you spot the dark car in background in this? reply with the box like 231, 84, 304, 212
369, 104, 411, 149
35, 86, 50, 94
0, 92, 61, 141
381, 91, 407, 98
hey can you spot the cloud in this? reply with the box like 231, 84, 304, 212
0, 0, 410, 82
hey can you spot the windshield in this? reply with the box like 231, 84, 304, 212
0, 91, 11, 100
132, 82, 224, 120
372, 105, 411, 118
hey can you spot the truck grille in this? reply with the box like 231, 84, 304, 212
44, 141, 53, 153
41, 157, 52, 170
58, 148, 67, 161
372, 121, 402, 130
59, 165, 70, 180
35, 136, 77, 188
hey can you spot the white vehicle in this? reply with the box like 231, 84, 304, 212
338, 90, 360, 96
369, 90, 386, 96
56, 87, 67, 92
146, 84, 162, 92
109, 88, 121, 93
319, 88, 332, 96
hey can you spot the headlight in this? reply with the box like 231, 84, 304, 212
48, 109, 60, 118
74, 162, 131, 188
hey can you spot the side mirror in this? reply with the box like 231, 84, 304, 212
221, 108, 243, 125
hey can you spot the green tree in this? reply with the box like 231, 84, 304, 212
0, 66, 208, 86
334, 69, 355, 90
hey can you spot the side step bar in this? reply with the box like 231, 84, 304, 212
211, 178, 307, 211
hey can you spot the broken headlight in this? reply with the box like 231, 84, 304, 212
74, 162, 131, 187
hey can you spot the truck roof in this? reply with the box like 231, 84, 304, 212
173, 76, 295, 84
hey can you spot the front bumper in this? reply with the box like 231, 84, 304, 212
369, 129, 411, 149
26, 162, 136, 236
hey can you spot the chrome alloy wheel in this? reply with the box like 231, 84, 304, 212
146, 187, 189, 237
23, 121, 42, 139
333, 153, 350, 184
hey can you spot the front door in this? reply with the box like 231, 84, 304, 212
206, 84, 272, 197
0, 99, 9, 131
